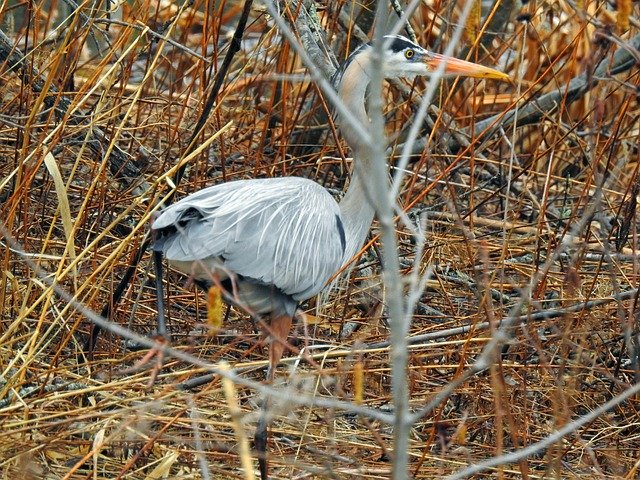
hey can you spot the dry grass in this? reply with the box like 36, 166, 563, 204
1, 0, 639, 478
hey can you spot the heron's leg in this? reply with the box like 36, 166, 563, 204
255, 407, 269, 480
267, 315, 293, 379
153, 249, 169, 339
254, 314, 293, 480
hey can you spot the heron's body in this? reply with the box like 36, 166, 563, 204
153, 176, 346, 318
152, 33, 508, 371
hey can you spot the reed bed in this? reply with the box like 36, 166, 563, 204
1, 0, 639, 478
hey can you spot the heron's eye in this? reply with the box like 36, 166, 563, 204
405, 49, 415, 59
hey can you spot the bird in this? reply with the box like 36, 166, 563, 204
150, 34, 509, 479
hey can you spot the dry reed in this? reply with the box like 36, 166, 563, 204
1, 0, 639, 478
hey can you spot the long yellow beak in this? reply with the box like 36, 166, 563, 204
426, 53, 510, 81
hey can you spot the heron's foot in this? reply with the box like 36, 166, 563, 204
123, 328, 172, 350
120, 334, 170, 388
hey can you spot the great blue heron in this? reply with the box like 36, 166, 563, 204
151, 34, 508, 478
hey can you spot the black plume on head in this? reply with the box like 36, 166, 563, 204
331, 35, 419, 87
383, 35, 420, 54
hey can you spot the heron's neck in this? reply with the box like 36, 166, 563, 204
339, 166, 376, 265
336, 51, 377, 266
335, 50, 373, 153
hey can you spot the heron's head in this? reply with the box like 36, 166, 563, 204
378, 35, 509, 82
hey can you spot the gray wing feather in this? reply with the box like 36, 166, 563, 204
152, 177, 345, 300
